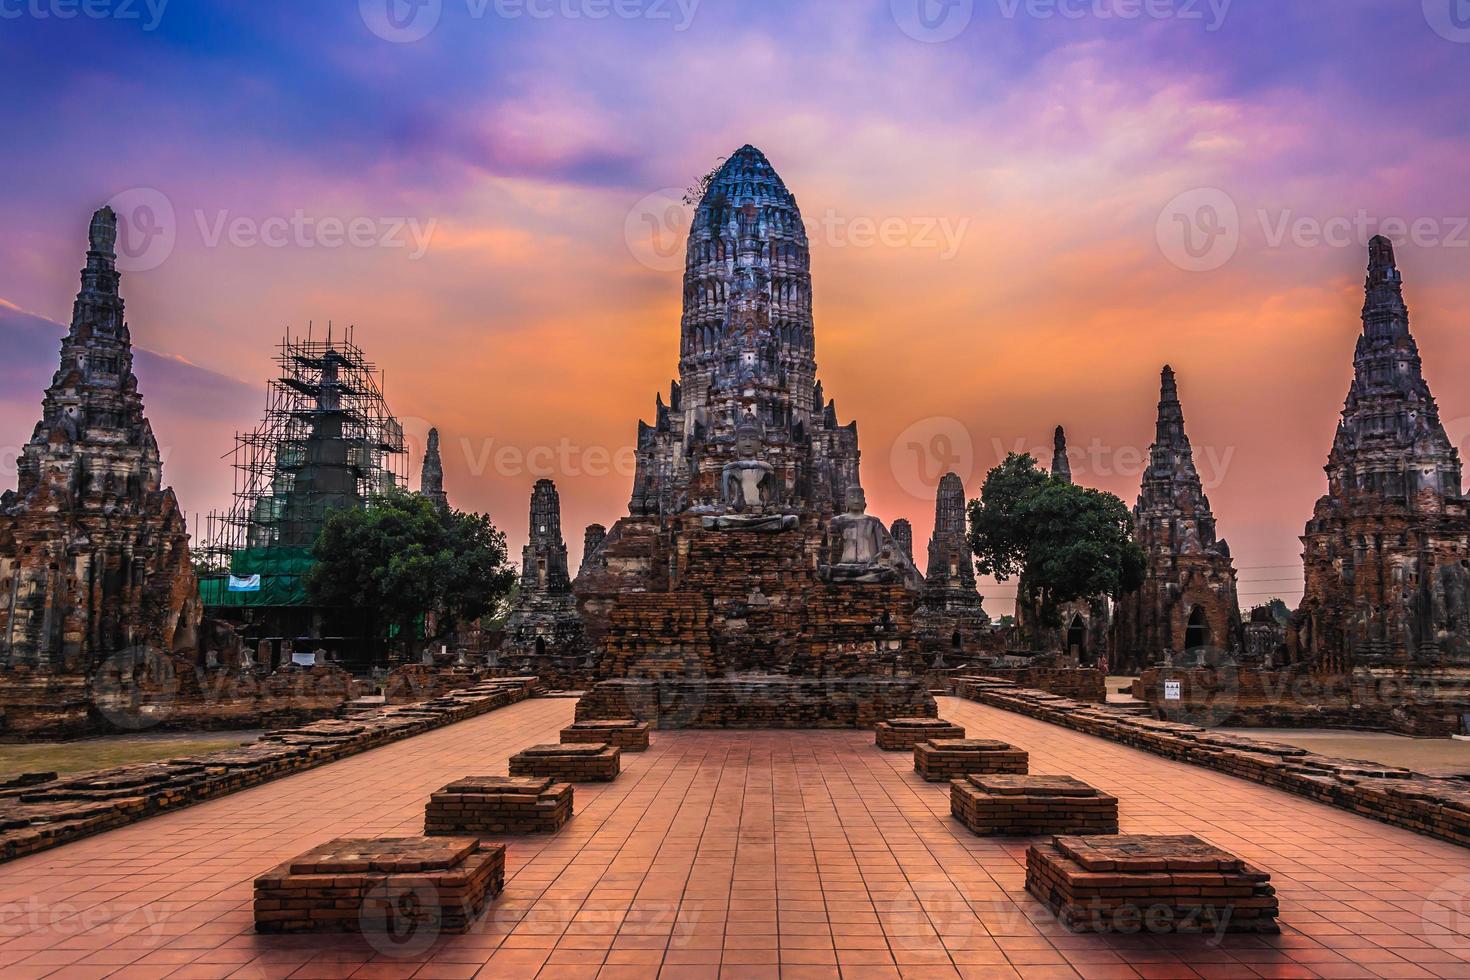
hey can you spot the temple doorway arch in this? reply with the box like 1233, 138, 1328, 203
1067, 614, 1088, 663
1185, 606, 1210, 652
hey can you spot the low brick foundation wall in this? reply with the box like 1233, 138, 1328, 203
0, 677, 540, 863
914, 739, 1028, 782
254, 837, 505, 934
575, 676, 936, 729
509, 743, 620, 781
560, 720, 651, 751
425, 776, 573, 835
965, 668, 1106, 704
951, 775, 1118, 837
1132, 667, 1470, 736
874, 717, 965, 751
1026, 835, 1279, 934
953, 680, 1470, 849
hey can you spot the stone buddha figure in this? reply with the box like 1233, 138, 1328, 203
822, 486, 900, 584
702, 422, 798, 532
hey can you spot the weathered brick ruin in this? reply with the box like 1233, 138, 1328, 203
424, 776, 572, 835
1112, 368, 1242, 671
508, 742, 620, 781
1291, 238, 1470, 671
0, 208, 201, 675
951, 774, 1119, 837
501, 479, 590, 683
572, 146, 932, 726
913, 472, 991, 663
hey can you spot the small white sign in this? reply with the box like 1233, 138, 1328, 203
291, 651, 317, 667
227, 574, 261, 592
1164, 680, 1182, 701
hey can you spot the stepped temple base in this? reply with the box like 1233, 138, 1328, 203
509, 743, 621, 781
875, 717, 966, 750
1026, 835, 1280, 934
915, 739, 1029, 781
425, 777, 573, 835
560, 719, 651, 751
951, 775, 1118, 836
575, 676, 936, 729
254, 837, 504, 934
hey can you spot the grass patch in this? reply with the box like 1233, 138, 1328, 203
0, 733, 259, 780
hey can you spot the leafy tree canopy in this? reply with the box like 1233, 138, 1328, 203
967, 453, 1146, 633
306, 487, 517, 654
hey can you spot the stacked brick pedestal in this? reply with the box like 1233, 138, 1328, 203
1026, 835, 1279, 934
915, 739, 1028, 782
875, 717, 965, 751
951, 775, 1118, 836
425, 777, 573, 835
509, 743, 620, 782
254, 837, 505, 934
560, 720, 651, 751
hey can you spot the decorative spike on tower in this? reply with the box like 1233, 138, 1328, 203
420, 427, 448, 510
914, 472, 989, 659
1293, 238, 1470, 669
1112, 366, 1241, 670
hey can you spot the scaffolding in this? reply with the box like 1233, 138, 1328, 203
199, 326, 407, 610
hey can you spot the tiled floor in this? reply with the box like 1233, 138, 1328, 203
2, 696, 1469, 979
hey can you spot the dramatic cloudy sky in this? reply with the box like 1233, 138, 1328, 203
2, 0, 1469, 612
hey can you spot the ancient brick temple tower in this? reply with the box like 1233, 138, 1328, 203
573, 145, 929, 726
1291, 238, 1470, 670
890, 519, 914, 563
1019, 427, 1111, 662
1112, 369, 1242, 671
419, 427, 448, 510
913, 473, 989, 661
0, 207, 200, 670
503, 480, 589, 678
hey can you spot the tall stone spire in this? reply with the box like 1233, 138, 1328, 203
420, 427, 448, 510
1293, 239, 1470, 669
0, 207, 199, 670
502, 479, 589, 678
521, 479, 570, 595
1051, 426, 1072, 484
914, 472, 988, 656
1112, 366, 1241, 669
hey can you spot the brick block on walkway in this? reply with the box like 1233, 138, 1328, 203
254, 837, 505, 934
875, 717, 966, 751
1026, 834, 1280, 934
951, 774, 1118, 836
915, 738, 1028, 781
425, 776, 573, 835
509, 743, 620, 782
559, 719, 651, 752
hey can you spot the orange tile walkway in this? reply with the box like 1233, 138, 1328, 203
1, 696, 1469, 979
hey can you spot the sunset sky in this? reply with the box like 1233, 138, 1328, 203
3, 0, 1470, 614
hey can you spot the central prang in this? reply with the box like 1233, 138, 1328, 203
572, 145, 929, 726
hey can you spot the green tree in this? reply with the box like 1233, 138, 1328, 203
967, 453, 1145, 644
306, 487, 517, 658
